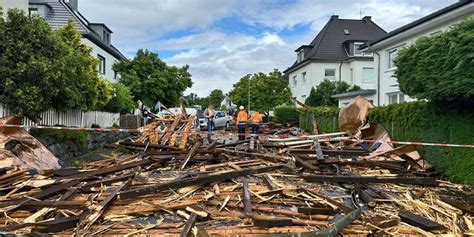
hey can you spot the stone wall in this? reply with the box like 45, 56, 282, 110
36, 131, 132, 164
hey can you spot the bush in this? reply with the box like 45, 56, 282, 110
368, 102, 474, 185
30, 126, 87, 148
274, 107, 300, 124
91, 124, 101, 128
395, 18, 474, 108
300, 106, 339, 133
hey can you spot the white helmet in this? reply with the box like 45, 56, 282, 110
239, 106, 244, 110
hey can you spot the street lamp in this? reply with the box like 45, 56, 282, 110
247, 73, 251, 112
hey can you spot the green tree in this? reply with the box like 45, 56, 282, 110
207, 89, 225, 107
0, 11, 107, 119
52, 20, 104, 111
103, 83, 135, 114
395, 17, 474, 107
305, 79, 361, 106
229, 69, 291, 114
113, 49, 193, 108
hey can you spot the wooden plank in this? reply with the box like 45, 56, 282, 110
399, 210, 446, 231
302, 175, 438, 186
180, 213, 197, 237
294, 156, 318, 172
81, 179, 132, 230
179, 114, 196, 149
180, 140, 202, 170
242, 178, 253, 217
253, 215, 292, 228
119, 165, 284, 200
160, 114, 182, 145
439, 195, 474, 214
58, 159, 153, 180
297, 207, 336, 215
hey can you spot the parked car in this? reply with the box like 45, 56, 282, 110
199, 111, 230, 130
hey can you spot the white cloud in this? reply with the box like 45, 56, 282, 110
78, 0, 458, 97
165, 32, 294, 96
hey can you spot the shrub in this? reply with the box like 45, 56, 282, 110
91, 124, 101, 128
274, 107, 300, 124
300, 106, 339, 133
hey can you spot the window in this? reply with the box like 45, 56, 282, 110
114, 71, 118, 80
98, 54, 106, 75
387, 92, 405, 104
388, 49, 398, 69
302, 72, 306, 84
353, 42, 372, 57
29, 8, 38, 16
362, 67, 375, 84
292, 76, 297, 86
297, 51, 304, 63
324, 69, 336, 81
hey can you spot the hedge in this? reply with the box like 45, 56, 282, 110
300, 106, 339, 133
368, 102, 474, 185
273, 107, 300, 124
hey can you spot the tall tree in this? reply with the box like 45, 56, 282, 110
0, 10, 106, 119
113, 49, 193, 108
207, 89, 225, 107
229, 69, 291, 114
395, 18, 474, 108
52, 20, 106, 111
305, 80, 361, 107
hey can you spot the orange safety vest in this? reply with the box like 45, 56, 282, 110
250, 112, 262, 123
236, 111, 248, 124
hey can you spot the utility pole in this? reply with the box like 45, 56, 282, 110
247, 74, 251, 112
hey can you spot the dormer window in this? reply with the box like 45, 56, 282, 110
353, 42, 373, 57
297, 51, 304, 63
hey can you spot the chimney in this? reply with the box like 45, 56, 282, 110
362, 16, 372, 23
331, 15, 339, 20
68, 0, 78, 11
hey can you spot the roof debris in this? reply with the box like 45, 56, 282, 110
0, 107, 472, 236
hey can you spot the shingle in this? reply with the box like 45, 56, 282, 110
285, 16, 387, 72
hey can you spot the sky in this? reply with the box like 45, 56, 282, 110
79, 0, 456, 97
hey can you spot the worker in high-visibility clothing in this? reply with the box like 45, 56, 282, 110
236, 106, 248, 141
250, 110, 263, 138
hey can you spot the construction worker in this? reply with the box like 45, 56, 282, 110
250, 110, 263, 138
204, 105, 215, 142
236, 106, 248, 141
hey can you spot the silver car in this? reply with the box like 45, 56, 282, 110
199, 111, 230, 130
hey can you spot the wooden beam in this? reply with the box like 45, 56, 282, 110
180, 140, 202, 170
242, 178, 253, 217
302, 175, 438, 186
119, 165, 284, 200
180, 213, 197, 237
399, 210, 446, 231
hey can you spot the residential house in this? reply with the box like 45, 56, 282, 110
346, 0, 474, 106
284, 15, 387, 106
0, 0, 126, 82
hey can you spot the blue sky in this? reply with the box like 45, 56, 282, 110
80, 0, 456, 96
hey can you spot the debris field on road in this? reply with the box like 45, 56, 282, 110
0, 98, 473, 236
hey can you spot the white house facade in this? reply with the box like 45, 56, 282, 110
359, 0, 474, 106
284, 16, 387, 106
0, 0, 125, 82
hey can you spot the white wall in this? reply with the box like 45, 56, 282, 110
289, 59, 376, 104
374, 3, 474, 106
0, 0, 28, 14
337, 94, 376, 108
82, 38, 120, 83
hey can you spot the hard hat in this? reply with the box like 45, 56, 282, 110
239, 106, 244, 110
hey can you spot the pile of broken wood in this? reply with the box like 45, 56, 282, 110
0, 98, 473, 236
